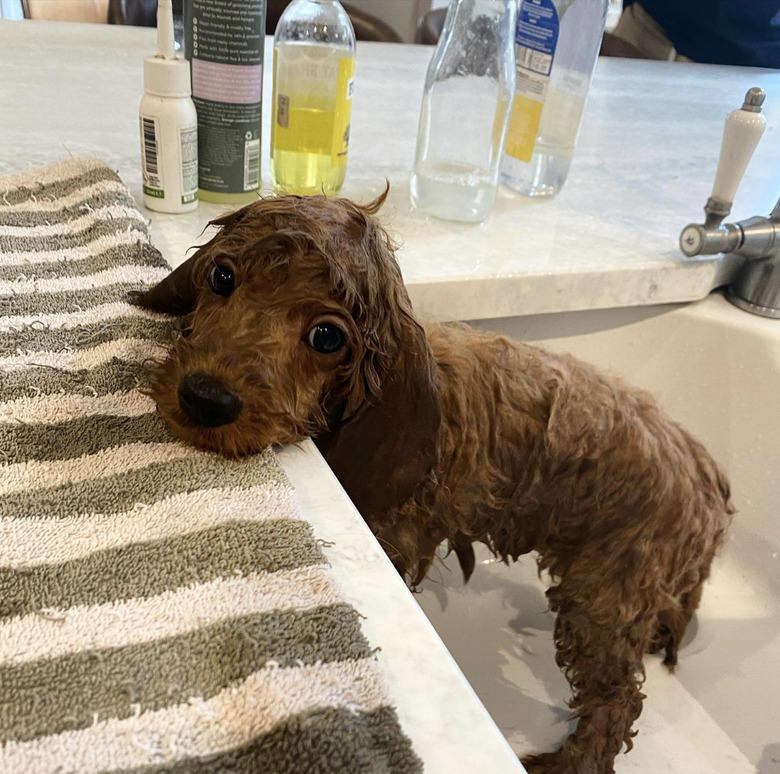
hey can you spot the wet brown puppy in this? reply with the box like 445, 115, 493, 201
134, 190, 734, 774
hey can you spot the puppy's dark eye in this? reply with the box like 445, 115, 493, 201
307, 323, 346, 354
208, 264, 235, 297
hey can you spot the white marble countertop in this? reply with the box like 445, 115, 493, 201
3, 20, 780, 323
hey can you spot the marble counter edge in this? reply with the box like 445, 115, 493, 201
276, 440, 527, 774
404, 255, 728, 323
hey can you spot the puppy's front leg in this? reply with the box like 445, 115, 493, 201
523, 567, 657, 774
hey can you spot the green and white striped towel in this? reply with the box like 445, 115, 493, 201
0, 158, 422, 774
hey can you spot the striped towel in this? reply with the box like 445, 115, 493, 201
0, 158, 422, 774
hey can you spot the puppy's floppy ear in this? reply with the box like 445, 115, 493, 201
317, 316, 440, 518
130, 251, 201, 315
130, 203, 254, 315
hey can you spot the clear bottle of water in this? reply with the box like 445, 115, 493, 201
410, 0, 516, 223
501, 0, 607, 199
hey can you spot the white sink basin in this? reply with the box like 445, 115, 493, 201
416, 292, 780, 774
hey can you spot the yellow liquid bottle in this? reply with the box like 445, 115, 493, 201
271, 1, 356, 197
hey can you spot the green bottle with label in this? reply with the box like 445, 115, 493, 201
184, 0, 267, 204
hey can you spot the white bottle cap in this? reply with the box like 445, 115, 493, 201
143, 55, 192, 98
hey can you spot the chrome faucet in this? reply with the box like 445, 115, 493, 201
680, 87, 780, 319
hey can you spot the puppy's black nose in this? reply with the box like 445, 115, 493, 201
178, 371, 242, 427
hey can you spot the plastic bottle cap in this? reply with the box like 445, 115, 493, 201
144, 55, 192, 98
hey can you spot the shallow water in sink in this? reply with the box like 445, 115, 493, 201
416, 294, 780, 773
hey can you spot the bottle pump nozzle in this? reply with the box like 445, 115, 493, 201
143, 0, 190, 98
156, 0, 176, 60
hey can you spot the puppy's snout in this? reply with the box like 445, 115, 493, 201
178, 371, 242, 428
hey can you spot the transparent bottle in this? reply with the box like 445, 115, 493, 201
271, 0, 356, 196
501, 0, 607, 199
410, 0, 516, 223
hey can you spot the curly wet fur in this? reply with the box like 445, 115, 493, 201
134, 190, 735, 774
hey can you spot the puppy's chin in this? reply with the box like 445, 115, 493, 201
157, 408, 292, 458
167, 418, 260, 458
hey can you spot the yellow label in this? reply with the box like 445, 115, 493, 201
332, 56, 354, 166
505, 95, 544, 163
271, 51, 354, 168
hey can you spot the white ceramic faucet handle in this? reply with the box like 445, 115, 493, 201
711, 87, 766, 208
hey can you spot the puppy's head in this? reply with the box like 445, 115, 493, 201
134, 189, 440, 516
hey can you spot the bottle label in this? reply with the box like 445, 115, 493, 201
332, 57, 355, 167
140, 114, 164, 198
184, 0, 265, 195
179, 125, 199, 204
506, 0, 559, 163
271, 50, 355, 168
